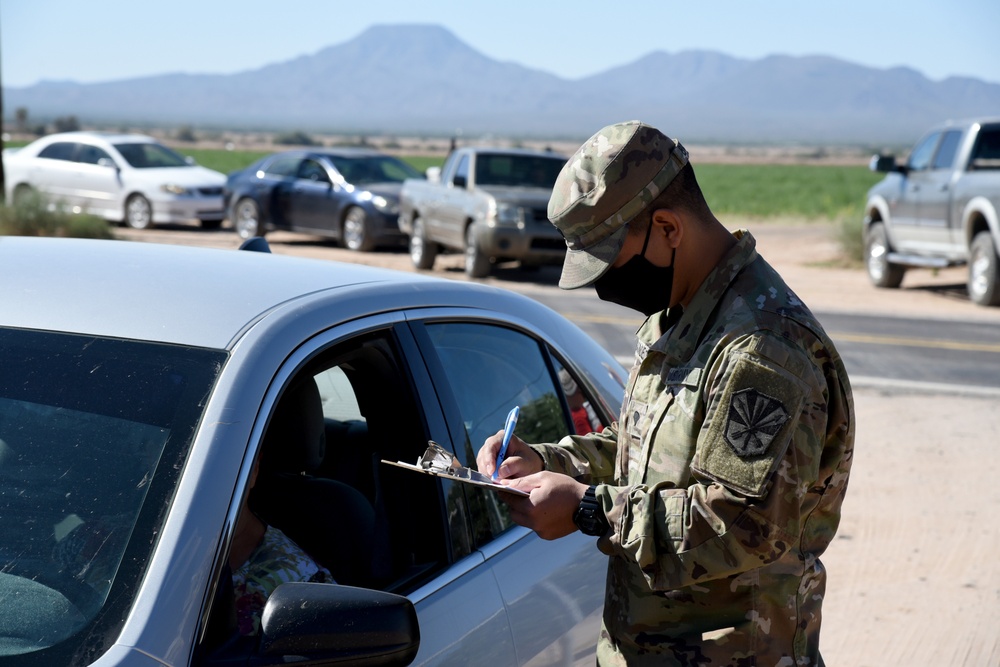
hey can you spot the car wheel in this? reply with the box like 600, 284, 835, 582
968, 231, 1000, 307
343, 207, 375, 252
410, 217, 438, 270
464, 224, 491, 278
233, 198, 264, 239
125, 194, 153, 230
865, 222, 905, 288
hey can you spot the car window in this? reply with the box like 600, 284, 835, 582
0, 327, 224, 663
453, 154, 470, 185
114, 142, 190, 168
970, 126, 1000, 170
262, 156, 301, 178
907, 132, 941, 172
76, 144, 114, 166
475, 154, 565, 188
37, 142, 78, 161
931, 130, 962, 170
296, 160, 330, 183
423, 322, 571, 540
329, 156, 421, 185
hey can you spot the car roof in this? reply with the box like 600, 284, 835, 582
458, 146, 567, 159
0, 237, 509, 350
33, 131, 158, 145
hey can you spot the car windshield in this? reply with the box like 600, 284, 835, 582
474, 154, 566, 188
113, 142, 191, 169
0, 328, 225, 663
327, 155, 422, 185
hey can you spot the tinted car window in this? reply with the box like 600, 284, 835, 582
36, 142, 77, 161
328, 156, 420, 185
931, 130, 962, 170
262, 156, 301, 178
475, 154, 565, 188
0, 328, 224, 663
114, 142, 189, 168
296, 160, 330, 183
907, 132, 940, 172
970, 126, 1000, 169
424, 322, 570, 539
453, 155, 470, 185
76, 144, 113, 166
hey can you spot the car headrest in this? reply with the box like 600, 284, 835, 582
259, 377, 326, 475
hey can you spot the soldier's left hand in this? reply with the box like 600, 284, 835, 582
499, 472, 588, 540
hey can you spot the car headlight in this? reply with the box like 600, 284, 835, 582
494, 203, 525, 226
160, 183, 190, 196
371, 195, 389, 210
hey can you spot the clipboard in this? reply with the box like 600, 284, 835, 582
381, 441, 529, 497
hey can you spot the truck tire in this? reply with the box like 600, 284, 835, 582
865, 222, 905, 288
968, 231, 1000, 307
464, 224, 491, 278
410, 217, 438, 270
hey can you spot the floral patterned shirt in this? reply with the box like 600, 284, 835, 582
231, 526, 333, 635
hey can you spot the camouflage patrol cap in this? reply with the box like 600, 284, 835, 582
548, 120, 689, 289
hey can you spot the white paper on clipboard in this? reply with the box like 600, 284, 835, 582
381, 441, 529, 497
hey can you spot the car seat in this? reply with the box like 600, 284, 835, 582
249, 377, 377, 588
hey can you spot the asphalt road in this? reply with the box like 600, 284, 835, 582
117, 224, 1000, 394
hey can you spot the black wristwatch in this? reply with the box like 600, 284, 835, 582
573, 485, 609, 536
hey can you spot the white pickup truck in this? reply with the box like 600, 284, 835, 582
863, 117, 1000, 306
397, 147, 568, 278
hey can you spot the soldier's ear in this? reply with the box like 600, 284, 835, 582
651, 208, 683, 249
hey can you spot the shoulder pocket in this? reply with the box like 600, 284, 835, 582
692, 352, 807, 498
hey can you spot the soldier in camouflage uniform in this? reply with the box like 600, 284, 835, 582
477, 120, 855, 666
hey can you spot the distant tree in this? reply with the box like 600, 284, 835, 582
53, 115, 80, 132
15, 107, 28, 133
274, 130, 315, 146
175, 126, 197, 142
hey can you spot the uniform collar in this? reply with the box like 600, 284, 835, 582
637, 229, 758, 363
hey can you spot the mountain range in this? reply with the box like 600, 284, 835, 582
6, 24, 1000, 145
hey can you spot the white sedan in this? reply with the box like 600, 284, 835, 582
2, 131, 226, 229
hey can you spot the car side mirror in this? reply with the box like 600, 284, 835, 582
97, 157, 118, 170
869, 154, 899, 173
452, 174, 467, 188
257, 582, 420, 667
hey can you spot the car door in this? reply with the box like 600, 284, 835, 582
73, 143, 122, 218
30, 141, 84, 206
893, 131, 941, 253
286, 158, 343, 236
915, 129, 963, 252
437, 154, 477, 250
409, 317, 607, 666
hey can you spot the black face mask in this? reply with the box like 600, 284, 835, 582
594, 224, 675, 316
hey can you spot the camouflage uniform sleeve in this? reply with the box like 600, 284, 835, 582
595, 332, 842, 591
531, 423, 619, 484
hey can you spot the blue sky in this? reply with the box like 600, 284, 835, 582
3, 0, 999, 88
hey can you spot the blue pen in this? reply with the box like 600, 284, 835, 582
492, 405, 520, 481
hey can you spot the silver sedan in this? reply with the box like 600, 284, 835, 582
0, 236, 625, 666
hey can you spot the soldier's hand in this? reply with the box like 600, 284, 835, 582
476, 429, 543, 480
499, 472, 587, 540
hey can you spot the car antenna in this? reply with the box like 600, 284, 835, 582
238, 237, 271, 253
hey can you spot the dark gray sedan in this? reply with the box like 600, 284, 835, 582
0, 237, 624, 666
224, 148, 423, 251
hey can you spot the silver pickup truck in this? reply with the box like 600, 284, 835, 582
863, 117, 1000, 306
398, 147, 568, 278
